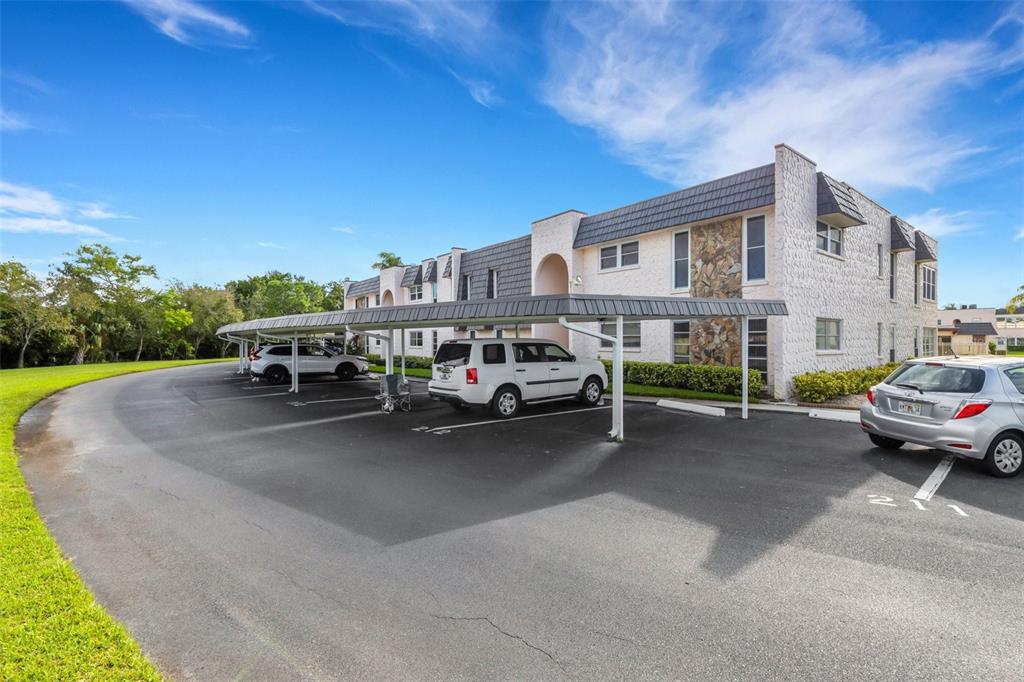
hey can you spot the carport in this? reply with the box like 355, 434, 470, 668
217, 293, 787, 442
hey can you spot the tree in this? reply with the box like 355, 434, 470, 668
1007, 285, 1024, 314
225, 271, 326, 319
178, 283, 242, 357
322, 280, 346, 311
942, 303, 958, 310
51, 244, 157, 364
371, 252, 403, 270
0, 261, 65, 368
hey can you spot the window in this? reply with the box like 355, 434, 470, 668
374, 293, 381, 306
599, 241, 640, 270
409, 331, 423, 347
921, 265, 936, 302
914, 266, 919, 305
431, 330, 438, 353
469, 330, 476, 339
889, 253, 898, 300
922, 327, 935, 356
496, 329, 503, 339
268, 346, 291, 356
877, 322, 883, 357
302, 346, 330, 357
885, 363, 984, 394
459, 274, 470, 301
513, 343, 545, 363
672, 321, 690, 363
914, 327, 920, 357
815, 221, 843, 256
482, 344, 506, 364
409, 285, 423, 301
542, 344, 572, 361
673, 231, 690, 289
431, 282, 438, 302
889, 325, 896, 362
434, 342, 471, 366
748, 318, 768, 385
877, 243, 884, 278
1004, 367, 1024, 395
815, 318, 842, 351
600, 322, 641, 349
486, 269, 498, 299
745, 216, 766, 282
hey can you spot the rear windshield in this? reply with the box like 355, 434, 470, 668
885, 363, 986, 394
434, 343, 471, 366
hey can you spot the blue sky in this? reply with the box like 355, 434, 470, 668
1, 0, 1021, 307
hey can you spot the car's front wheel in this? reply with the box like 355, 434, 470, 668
983, 432, 1023, 478
265, 366, 289, 385
868, 433, 904, 449
336, 362, 356, 381
491, 386, 520, 419
579, 376, 603, 406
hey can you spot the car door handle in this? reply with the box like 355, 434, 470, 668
550, 367, 560, 371
515, 369, 526, 372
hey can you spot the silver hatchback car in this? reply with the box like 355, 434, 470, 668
860, 356, 1024, 477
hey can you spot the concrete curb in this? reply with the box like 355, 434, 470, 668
655, 399, 727, 417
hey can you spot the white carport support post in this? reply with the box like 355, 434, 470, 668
399, 330, 406, 380
347, 325, 393, 374
291, 334, 299, 393
558, 315, 624, 443
741, 315, 749, 420
239, 339, 248, 373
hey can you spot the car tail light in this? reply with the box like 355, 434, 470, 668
466, 367, 478, 384
866, 388, 875, 405
953, 401, 991, 419
949, 443, 973, 450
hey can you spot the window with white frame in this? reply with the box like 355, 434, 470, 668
431, 282, 438, 302
922, 265, 936, 301
815, 318, 842, 351
889, 324, 896, 362
374, 293, 381, 306
459, 274, 470, 300
877, 243, 884, 277
889, 252, 898, 300
673, 231, 690, 289
599, 241, 639, 270
748, 318, 768, 385
600, 321, 641, 349
816, 221, 843, 256
431, 330, 438, 353
486, 269, 498, 299
914, 327, 920, 357
922, 327, 936, 355
672, 321, 690, 363
745, 216, 766, 282
409, 331, 423, 347
409, 284, 422, 301
914, 265, 919, 305
877, 322, 883, 357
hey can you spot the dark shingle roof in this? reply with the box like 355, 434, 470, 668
816, 172, 865, 227
890, 216, 916, 252
345, 276, 379, 297
442, 256, 452, 278
217, 293, 788, 335
423, 260, 437, 283
401, 265, 422, 287
457, 235, 532, 300
573, 164, 775, 248
915, 231, 938, 262
954, 322, 997, 336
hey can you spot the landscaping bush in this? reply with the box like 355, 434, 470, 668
599, 359, 761, 397
792, 361, 901, 403
364, 353, 434, 369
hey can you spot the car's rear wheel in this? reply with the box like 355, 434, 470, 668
491, 386, 520, 419
983, 433, 1023, 478
336, 362, 356, 381
579, 376, 603, 406
868, 433, 904, 449
265, 366, 288, 385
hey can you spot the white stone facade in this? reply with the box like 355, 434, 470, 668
343, 143, 939, 398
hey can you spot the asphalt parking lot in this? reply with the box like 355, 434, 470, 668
18, 363, 1024, 680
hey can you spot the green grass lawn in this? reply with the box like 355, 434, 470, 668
368, 364, 432, 378
1007, 350, 1024, 356
613, 382, 757, 403
1, 359, 229, 681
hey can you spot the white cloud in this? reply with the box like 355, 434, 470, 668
256, 241, 285, 249
447, 69, 500, 108
331, 226, 355, 234
542, 1, 1023, 189
122, 0, 250, 47
77, 201, 133, 220
904, 209, 978, 237
0, 181, 122, 239
1, 107, 34, 132
1014, 226, 1024, 241
304, 0, 496, 54
2, 69, 53, 96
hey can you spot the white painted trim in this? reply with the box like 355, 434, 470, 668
742, 214, 768, 284
597, 238, 641, 272
671, 227, 691, 291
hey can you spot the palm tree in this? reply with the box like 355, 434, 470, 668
1007, 284, 1024, 313
371, 252, 403, 270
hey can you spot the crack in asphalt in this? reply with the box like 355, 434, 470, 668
271, 569, 347, 610
244, 518, 272, 535
431, 614, 567, 674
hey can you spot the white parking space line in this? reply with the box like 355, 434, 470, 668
807, 408, 860, 423
290, 395, 379, 405
425, 405, 611, 434
914, 454, 956, 501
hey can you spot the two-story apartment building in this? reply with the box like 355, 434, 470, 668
936, 305, 1024, 353
343, 144, 939, 399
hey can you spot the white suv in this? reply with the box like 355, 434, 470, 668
250, 344, 369, 384
428, 338, 608, 418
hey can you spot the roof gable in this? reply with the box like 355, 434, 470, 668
401, 265, 422, 287
915, 231, 937, 262
457, 235, 532, 300
345, 275, 379, 297
816, 172, 865, 227
890, 216, 916, 252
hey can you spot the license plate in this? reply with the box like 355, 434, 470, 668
435, 366, 450, 382
897, 401, 921, 416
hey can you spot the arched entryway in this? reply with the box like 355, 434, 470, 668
534, 253, 570, 346
382, 290, 394, 307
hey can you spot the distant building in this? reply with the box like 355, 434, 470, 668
344, 144, 940, 399
936, 305, 1024, 353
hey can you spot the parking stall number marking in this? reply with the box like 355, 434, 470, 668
866, 494, 969, 517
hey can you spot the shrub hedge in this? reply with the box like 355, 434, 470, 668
600, 359, 761, 396
792, 361, 901, 403
364, 353, 434, 369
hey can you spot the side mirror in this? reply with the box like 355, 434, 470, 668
569, 354, 577, 362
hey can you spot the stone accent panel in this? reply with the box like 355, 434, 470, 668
691, 217, 742, 365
